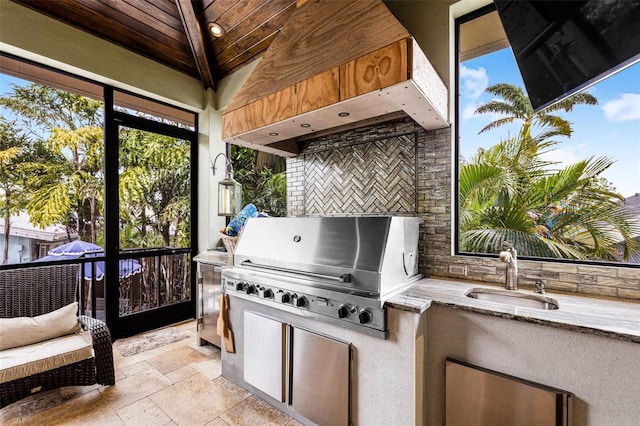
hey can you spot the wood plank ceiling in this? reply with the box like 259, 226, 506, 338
11, 0, 298, 90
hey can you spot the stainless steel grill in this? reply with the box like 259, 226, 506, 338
221, 216, 421, 338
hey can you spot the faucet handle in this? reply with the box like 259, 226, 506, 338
499, 251, 512, 263
534, 280, 545, 294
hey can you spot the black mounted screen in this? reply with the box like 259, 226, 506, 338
494, 0, 640, 111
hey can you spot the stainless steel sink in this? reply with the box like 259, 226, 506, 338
465, 288, 559, 310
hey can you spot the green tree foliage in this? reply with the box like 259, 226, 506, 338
460, 84, 639, 262
119, 128, 191, 248
231, 146, 286, 217
0, 118, 31, 263
1, 82, 191, 254
0, 83, 104, 243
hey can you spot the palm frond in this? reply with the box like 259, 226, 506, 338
546, 93, 598, 112
459, 163, 502, 202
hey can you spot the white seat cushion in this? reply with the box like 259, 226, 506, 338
0, 333, 93, 384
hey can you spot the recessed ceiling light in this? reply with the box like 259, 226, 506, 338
338, 112, 350, 117
208, 23, 225, 37
269, 132, 279, 136
300, 123, 311, 128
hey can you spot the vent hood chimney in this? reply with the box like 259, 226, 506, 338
221, 0, 448, 157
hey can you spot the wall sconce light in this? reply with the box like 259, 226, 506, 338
211, 152, 242, 216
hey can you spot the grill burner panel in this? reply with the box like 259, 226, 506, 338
223, 269, 390, 337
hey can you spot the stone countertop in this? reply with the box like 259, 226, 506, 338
193, 250, 233, 267
386, 277, 640, 344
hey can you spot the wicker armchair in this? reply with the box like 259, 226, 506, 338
0, 264, 115, 408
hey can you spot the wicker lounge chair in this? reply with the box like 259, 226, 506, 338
0, 264, 115, 408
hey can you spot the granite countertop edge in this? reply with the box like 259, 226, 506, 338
193, 250, 233, 266
385, 277, 640, 344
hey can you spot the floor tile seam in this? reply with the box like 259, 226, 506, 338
114, 396, 173, 426
98, 378, 173, 413
170, 373, 248, 419
211, 377, 253, 402
146, 370, 218, 401
113, 388, 169, 421
221, 391, 256, 418
186, 357, 221, 370
164, 364, 199, 384
21, 388, 107, 425
145, 382, 234, 426
162, 339, 194, 352
118, 359, 163, 377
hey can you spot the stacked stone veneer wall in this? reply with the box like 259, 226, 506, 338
286, 118, 640, 300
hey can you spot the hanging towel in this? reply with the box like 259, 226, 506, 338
217, 293, 235, 353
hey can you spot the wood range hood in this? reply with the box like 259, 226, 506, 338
221, 0, 448, 157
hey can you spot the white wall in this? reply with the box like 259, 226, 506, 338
198, 90, 226, 252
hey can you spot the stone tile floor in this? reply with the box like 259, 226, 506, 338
1, 321, 301, 426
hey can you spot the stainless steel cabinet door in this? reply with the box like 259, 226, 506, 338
446, 359, 572, 426
291, 328, 350, 426
197, 264, 221, 347
244, 312, 286, 402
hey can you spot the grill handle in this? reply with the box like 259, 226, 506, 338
240, 260, 351, 283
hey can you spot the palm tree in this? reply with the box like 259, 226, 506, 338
460, 84, 640, 261
475, 83, 597, 141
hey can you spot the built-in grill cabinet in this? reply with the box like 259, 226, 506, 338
223, 217, 421, 338
243, 311, 351, 426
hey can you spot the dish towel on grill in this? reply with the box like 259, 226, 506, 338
216, 294, 235, 353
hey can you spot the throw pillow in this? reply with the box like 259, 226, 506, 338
0, 302, 81, 350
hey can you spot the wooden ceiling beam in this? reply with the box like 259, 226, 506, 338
175, 0, 216, 90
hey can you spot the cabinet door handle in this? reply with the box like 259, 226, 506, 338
199, 277, 204, 318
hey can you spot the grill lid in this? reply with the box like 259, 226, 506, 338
233, 217, 420, 298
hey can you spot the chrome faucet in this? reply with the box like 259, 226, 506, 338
499, 246, 518, 290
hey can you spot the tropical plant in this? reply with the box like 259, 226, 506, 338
475, 83, 597, 140
0, 118, 31, 263
1, 82, 192, 252
231, 146, 287, 217
118, 128, 191, 248
0, 83, 104, 243
460, 84, 639, 262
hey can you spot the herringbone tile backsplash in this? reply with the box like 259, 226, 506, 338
303, 135, 416, 215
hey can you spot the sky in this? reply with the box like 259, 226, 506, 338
459, 48, 640, 198
1, 74, 49, 139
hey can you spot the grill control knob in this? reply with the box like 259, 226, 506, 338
338, 305, 351, 319
234, 282, 245, 291
358, 309, 372, 324
295, 296, 308, 308
262, 289, 273, 299
245, 284, 256, 295
281, 292, 291, 304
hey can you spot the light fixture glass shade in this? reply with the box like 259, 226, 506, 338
218, 177, 242, 216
